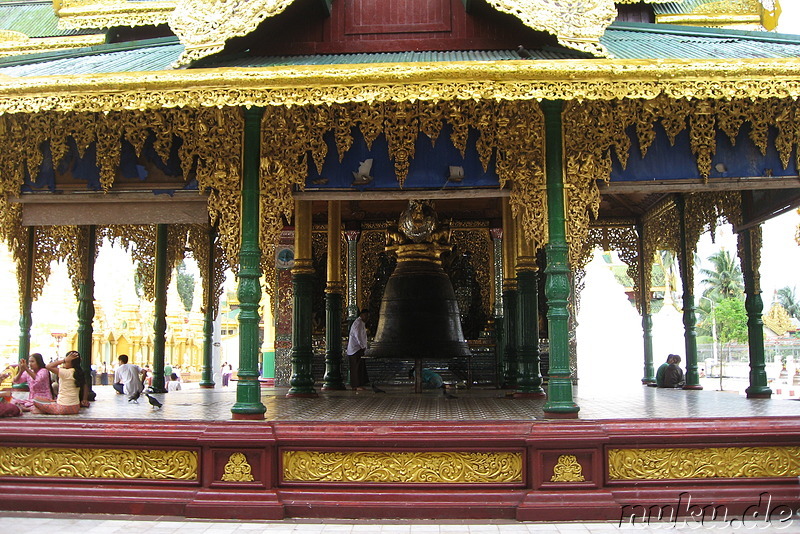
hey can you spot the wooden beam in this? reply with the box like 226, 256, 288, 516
12, 192, 209, 226
599, 176, 800, 194
294, 188, 509, 201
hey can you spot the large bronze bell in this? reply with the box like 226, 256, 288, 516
366, 200, 471, 361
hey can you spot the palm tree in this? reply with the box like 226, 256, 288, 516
699, 249, 744, 302
777, 286, 800, 319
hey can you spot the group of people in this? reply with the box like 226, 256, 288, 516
0, 352, 184, 417
0, 350, 89, 416
656, 354, 686, 388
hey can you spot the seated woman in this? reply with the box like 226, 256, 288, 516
33, 350, 86, 415
11, 353, 54, 411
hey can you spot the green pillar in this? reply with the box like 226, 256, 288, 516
151, 223, 168, 394
199, 226, 216, 388
637, 222, 655, 384
323, 201, 346, 390
676, 195, 702, 390
18, 226, 34, 360
501, 198, 518, 388
516, 268, 545, 397
741, 227, 771, 398
287, 199, 318, 397
541, 99, 579, 418
232, 106, 267, 418
77, 225, 96, 398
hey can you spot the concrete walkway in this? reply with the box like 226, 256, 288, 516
7, 513, 800, 533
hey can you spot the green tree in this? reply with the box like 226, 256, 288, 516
714, 297, 748, 345
777, 286, 799, 320
176, 260, 195, 312
699, 249, 744, 301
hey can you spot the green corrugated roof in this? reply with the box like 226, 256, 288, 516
0, 1, 97, 37
2, 22, 800, 78
603, 22, 800, 59
0, 37, 182, 76
193, 49, 577, 69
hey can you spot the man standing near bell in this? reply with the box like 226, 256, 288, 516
347, 309, 370, 391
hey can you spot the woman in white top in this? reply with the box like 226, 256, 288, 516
33, 350, 86, 415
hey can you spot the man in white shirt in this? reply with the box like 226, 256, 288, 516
347, 309, 370, 390
113, 354, 144, 397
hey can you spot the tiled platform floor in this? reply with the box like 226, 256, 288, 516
6, 512, 800, 533
7, 380, 798, 421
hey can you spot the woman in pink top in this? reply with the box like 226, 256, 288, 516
33, 350, 85, 415
13, 353, 54, 410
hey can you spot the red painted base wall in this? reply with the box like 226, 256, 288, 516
1, 417, 799, 522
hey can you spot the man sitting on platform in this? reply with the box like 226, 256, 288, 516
655, 354, 676, 388
113, 354, 144, 399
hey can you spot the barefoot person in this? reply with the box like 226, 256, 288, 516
347, 309, 370, 391
10, 353, 53, 411
33, 351, 85, 415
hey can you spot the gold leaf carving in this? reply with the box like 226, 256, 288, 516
0, 446, 198, 480
608, 446, 800, 480
6, 60, 800, 115
283, 450, 523, 483
0, 34, 107, 58
221, 452, 255, 482
383, 101, 419, 188
737, 223, 762, 293
57, 0, 175, 30
169, 0, 298, 66
485, 0, 616, 57
550, 454, 585, 482
584, 222, 640, 311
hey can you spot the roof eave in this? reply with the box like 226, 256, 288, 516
2, 57, 800, 114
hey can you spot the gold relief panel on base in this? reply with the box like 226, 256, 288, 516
0, 446, 198, 481
282, 450, 523, 484
608, 446, 800, 481
219, 452, 256, 483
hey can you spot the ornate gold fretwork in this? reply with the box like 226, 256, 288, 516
582, 222, 640, 311
282, 450, 523, 483
737, 223, 763, 293
0, 446, 198, 480
186, 224, 229, 317
169, 0, 298, 66
260, 101, 546, 259
7, 60, 800, 115
0, 34, 107, 57
550, 454, 585, 482
220, 452, 255, 482
608, 446, 800, 480
56, 0, 176, 30
485, 0, 615, 57
102, 225, 190, 301
642, 197, 680, 314
0, 109, 241, 269
683, 191, 742, 289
